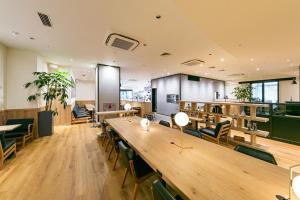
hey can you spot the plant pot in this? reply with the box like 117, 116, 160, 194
38, 111, 53, 137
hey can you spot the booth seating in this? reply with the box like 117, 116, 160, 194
234, 145, 277, 165
72, 104, 90, 124
5, 118, 34, 148
152, 179, 183, 200
0, 133, 16, 170
199, 120, 231, 144
159, 120, 170, 128
183, 127, 202, 138
118, 141, 155, 200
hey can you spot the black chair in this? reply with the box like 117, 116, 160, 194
118, 141, 155, 200
0, 132, 16, 170
5, 118, 34, 148
199, 120, 231, 144
106, 130, 122, 170
159, 120, 170, 128
234, 145, 277, 165
152, 179, 183, 200
183, 127, 202, 138
72, 104, 89, 118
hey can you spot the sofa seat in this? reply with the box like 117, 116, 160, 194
5, 131, 27, 138
183, 128, 202, 138
3, 139, 16, 151
199, 128, 216, 138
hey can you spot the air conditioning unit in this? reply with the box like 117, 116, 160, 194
182, 59, 205, 66
105, 33, 140, 51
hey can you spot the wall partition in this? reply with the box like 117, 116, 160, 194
96, 64, 120, 112
151, 74, 225, 116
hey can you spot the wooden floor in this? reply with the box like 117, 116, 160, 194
0, 123, 300, 200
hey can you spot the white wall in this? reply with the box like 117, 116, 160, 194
75, 80, 95, 100
0, 43, 7, 110
6, 48, 49, 109
279, 78, 299, 102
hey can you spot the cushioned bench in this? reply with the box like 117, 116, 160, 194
199, 120, 231, 144
5, 118, 34, 148
183, 128, 202, 138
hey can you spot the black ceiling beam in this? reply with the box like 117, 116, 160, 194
239, 77, 296, 84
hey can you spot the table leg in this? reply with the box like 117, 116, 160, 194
250, 134, 256, 145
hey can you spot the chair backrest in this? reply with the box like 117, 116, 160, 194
0, 133, 5, 151
159, 120, 170, 128
118, 141, 134, 169
152, 179, 177, 200
6, 118, 34, 132
214, 120, 230, 136
234, 145, 277, 165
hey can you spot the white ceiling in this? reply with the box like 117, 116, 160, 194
0, 0, 299, 82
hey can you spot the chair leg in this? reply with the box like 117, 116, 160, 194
102, 134, 107, 146
132, 183, 139, 200
0, 158, 3, 170
107, 145, 114, 160
105, 140, 111, 152
22, 137, 26, 148
113, 151, 119, 170
121, 168, 129, 188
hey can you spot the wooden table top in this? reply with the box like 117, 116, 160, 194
85, 104, 95, 111
106, 116, 289, 200
0, 124, 21, 132
96, 110, 138, 116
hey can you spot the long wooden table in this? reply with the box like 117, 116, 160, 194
0, 124, 21, 132
106, 116, 289, 200
96, 110, 138, 117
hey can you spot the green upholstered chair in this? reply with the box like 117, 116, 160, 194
118, 141, 155, 200
234, 145, 277, 165
159, 120, 170, 128
0, 132, 16, 170
152, 179, 183, 200
5, 118, 34, 148
199, 120, 231, 144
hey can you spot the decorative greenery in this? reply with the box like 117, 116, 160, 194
25, 71, 75, 115
232, 84, 252, 102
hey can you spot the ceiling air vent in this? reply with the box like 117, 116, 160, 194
182, 59, 205, 66
105, 33, 139, 51
160, 52, 171, 57
38, 12, 52, 27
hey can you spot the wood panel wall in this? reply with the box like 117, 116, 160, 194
0, 110, 4, 125
75, 100, 95, 107
53, 100, 72, 126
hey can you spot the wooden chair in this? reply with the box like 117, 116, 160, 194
118, 141, 155, 200
152, 179, 183, 200
234, 144, 277, 165
0, 133, 16, 170
199, 121, 231, 144
5, 118, 34, 148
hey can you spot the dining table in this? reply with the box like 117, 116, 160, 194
105, 116, 289, 200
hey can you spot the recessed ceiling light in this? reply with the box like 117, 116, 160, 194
167, 72, 170, 75
49, 64, 58, 69
156, 15, 161, 19
11, 31, 19, 36
204, 72, 209, 76
250, 58, 254, 62
70, 58, 73, 62
286, 59, 291, 62
200, 63, 204, 67
256, 67, 260, 71
289, 63, 294, 67
220, 58, 225, 62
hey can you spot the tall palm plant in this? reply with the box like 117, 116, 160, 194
25, 71, 75, 115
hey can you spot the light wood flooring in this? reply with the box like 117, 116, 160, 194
0, 123, 300, 200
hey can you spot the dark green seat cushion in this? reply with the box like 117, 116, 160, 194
159, 120, 170, 128
234, 145, 277, 165
6, 118, 34, 133
2, 139, 16, 151
214, 120, 230, 135
183, 128, 202, 138
199, 128, 216, 137
152, 179, 182, 200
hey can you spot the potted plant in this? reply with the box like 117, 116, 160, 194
232, 84, 252, 102
25, 71, 74, 136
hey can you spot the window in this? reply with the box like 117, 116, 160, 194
250, 81, 278, 103
264, 82, 278, 103
120, 90, 133, 101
